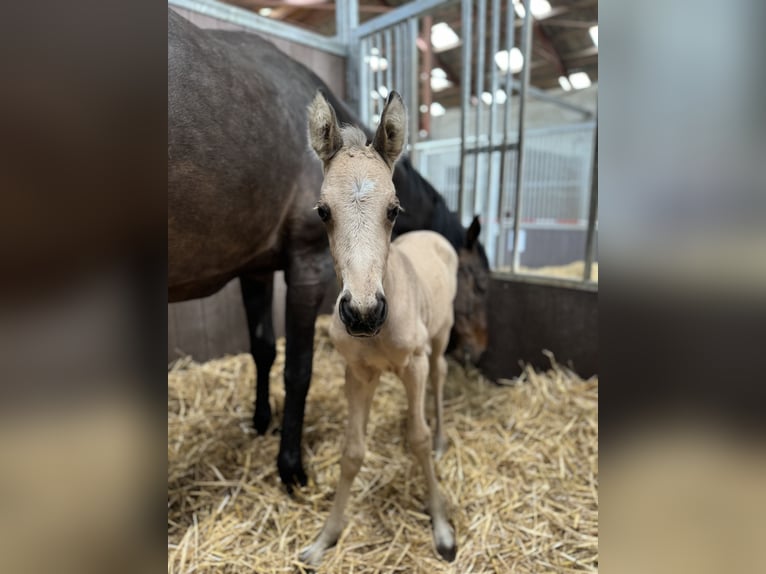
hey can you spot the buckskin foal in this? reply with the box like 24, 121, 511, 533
300, 91, 458, 565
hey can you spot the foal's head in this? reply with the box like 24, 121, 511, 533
308, 91, 406, 337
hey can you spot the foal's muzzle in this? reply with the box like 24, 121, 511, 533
338, 292, 388, 337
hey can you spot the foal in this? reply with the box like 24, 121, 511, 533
300, 91, 458, 566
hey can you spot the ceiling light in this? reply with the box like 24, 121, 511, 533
258, 8, 272, 16
589, 25, 598, 47
494, 47, 524, 73
513, 0, 525, 19
481, 91, 493, 105
558, 76, 572, 91
494, 89, 508, 104
568, 71, 591, 89
378, 86, 389, 98
431, 22, 461, 53
367, 55, 388, 71
430, 102, 446, 116
530, 0, 551, 17
431, 68, 453, 92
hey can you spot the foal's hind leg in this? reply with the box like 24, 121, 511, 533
429, 329, 450, 460
402, 351, 456, 562
240, 273, 276, 435
300, 364, 379, 566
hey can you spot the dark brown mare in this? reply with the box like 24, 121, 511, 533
168, 9, 489, 490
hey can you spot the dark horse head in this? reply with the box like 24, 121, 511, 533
390, 157, 490, 365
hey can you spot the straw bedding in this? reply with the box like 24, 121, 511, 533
499, 261, 599, 281
168, 316, 598, 573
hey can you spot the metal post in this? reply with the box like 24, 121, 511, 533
394, 24, 404, 93
471, 0, 487, 220
495, 0, 515, 269
583, 120, 598, 281
511, 1, 533, 273
421, 16, 433, 137
458, 0, 473, 224
375, 33, 384, 120
384, 29, 393, 93
484, 0, 501, 266
407, 17, 420, 163
339, 0, 360, 111
359, 36, 370, 123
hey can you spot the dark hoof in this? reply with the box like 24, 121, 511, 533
436, 541, 457, 562
278, 450, 308, 493
253, 402, 271, 435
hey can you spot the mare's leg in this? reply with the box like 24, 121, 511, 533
240, 273, 276, 435
429, 328, 450, 460
278, 279, 324, 490
300, 364, 379, 566
402, 351, 457, 562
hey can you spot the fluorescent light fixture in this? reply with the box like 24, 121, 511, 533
530, 0, 551, 17
367, 55, 388, 71
258, 8, 272, 16
494, 89, 508, 104
430, 102, 446, 116
419, 104, 429, 113
481, 91, 493, 105
431, 22, 461, 53
568, 71, 591, 89
431, 68, 453, 92
589, 25, 598, 47
494, 47, 524, 73
378, 86, 389, 99
558, 76, 572, 91
513, 0, 525, 19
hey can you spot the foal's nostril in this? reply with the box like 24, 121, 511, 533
339, 293, 354, 326
375, 294, 388, 324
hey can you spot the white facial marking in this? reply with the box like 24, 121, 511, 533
352, 177, 375, 199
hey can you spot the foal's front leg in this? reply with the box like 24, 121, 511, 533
299, 364, 379, 566
402, 352, 457, 561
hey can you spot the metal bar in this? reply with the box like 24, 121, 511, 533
407, 17, 420, 162
169, 0, 346, 56
583, 120, 598, 281
394, 24, 404, 93
471, 0, 487, 218
352, 0, 457, 39
511, 2, 533, 273
495, 0, 515, 269
359, 36, 370, 123
465, 142, 519, 154
491, 270, 599, 292
375, 33, 384, 119
384, 29, 393, 92
458, 0, 473, 224
421, 16, 433, 137
341, 0, 360, 116
484, 0, 501, 266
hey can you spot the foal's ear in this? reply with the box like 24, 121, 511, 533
308, 90, 343, 164
372, 91, 407, 170
466, 215, 481, 249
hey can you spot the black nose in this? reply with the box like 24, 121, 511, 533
374, 293, 388, 324
339, 292, 355, 326
338, 292, 388, 336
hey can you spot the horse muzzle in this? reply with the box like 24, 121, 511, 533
338, 292, 388, 337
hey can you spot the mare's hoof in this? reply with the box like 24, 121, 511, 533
436, 540, 457, 562
252, 403, 271, 435
278, 450, 308, 493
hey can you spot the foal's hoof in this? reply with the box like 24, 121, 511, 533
298, 544, 323, 568
252, 403, 271, 435
277, 450, 308, 493
436, 540, 457, 562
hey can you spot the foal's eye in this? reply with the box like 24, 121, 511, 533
387, 204, 400, 222
316, 204, 331, 222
